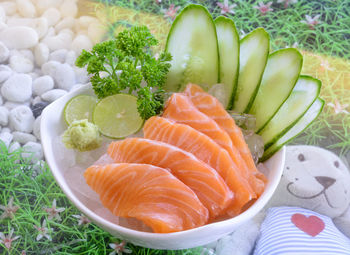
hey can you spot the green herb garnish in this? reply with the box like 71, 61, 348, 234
75, 26, 172, 119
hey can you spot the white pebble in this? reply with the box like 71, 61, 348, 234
16, 0, 37, 18
34, 43, 49, 67
31, 96, 42, 106
49, 49, 67, 63
0, 94, 2, 105
4, 101, 30, 111
34, 17, 48, 39
19, 49, 34, 62
1, 127, 10, 133
0, 42, 9, 63
9, 55, 34, 73
33, 75, 54, 96
59, 0, 78, 18
0, 7, 5, 24
13, 131, 37, 144
41, 89, 67, 102
41, 8, 61, 27
88, 21, 105, 44
28, 72, 40, 80
9, 141, 21, 153
0, 2, 17, 16
1, 74, 32, 102
0, 65, 11, 83
0, 22, 7, 31
42, 32, 72, 51
65, 50, 76, 65
22, 141, 43, 163
42, 61, 76, 90
33, 116, 41, 140
0, 26, 38, 49
55, 17, 75, 32
0, 131, 13, 147
41, 26, 55, 42
74, 66, 90, 84
35, 0, 63, 14
0, 106, 9, 126
9, 105, 35, 133
71, 34, 92, 55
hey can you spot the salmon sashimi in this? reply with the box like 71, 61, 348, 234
184, 84, 266, 195
84, 163, 209, 233
162, 93, 261, 195
144, 116, 256, 216
107, 138, 233, 218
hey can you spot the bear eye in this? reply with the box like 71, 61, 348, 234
334, 161, 340, 168
298, 153, 305, 162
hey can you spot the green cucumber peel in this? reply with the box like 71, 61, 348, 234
214, 16, 239, 109
249, 48, 303, 132
164, 4, 219, 92
231, 28, 269, 112
259, 75, 321, 149
260, 97, 325, 161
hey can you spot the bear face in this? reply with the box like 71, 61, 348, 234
267, 145, 350, 218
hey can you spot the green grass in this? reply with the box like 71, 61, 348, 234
0, 142, 204, 254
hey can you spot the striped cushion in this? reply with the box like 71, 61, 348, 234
254, 207, 350, 255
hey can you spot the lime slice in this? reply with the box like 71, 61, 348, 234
64, 95, 98, 125
92, 94, 144, 138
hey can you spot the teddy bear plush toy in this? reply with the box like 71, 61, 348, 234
208, 145, 350, 255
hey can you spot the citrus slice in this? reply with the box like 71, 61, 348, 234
92, 94, 144, 138
64, 95, 98, 125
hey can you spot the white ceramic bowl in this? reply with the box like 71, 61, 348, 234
41, 84, 285, 250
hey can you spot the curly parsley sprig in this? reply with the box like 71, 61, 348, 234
75, 26, 172, 119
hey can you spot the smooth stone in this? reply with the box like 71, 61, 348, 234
49, 49, 67, 63
6, 17, 47, 37
0, 7, 5, 23
0, 2, 17, 16
9, 141, 21, 153
42, 32, 72, 51
1, 127, 10, 133
22, 141, 43, 163
0, 94, 2, 105
0, 65, 12, 83
74, 66, 90, 84
30, 101, 49, 118
28, 72, 40, 81
4, 100, 31, 111
41, 89, 67, 102
9, 105, 35, 133
42, 61, 75, 90
9, 55, 34, 73
34, 43, 50, 67
31, 96, 42, 106
0, 106, 9, 126
1, 74, 32, 102
16, 0, 36, 18
19, 49, 34, 62
65, 50, 76, 65
0, 22, 7, 31
33, 75, 54, 96
0, 131, 13, 147
33, 116, 41, 140
35, 0, 63, 15
71, 34, 92, 54
0, 26, 39, 49
41, 8, 61, 27
0, 41, 8, 63
34, 17, 48, 39
88, 21, 105, 44
13, 131, 37, 144
55, 17, 75, 32
41, 26, 55, 42
60, 0, 78, 18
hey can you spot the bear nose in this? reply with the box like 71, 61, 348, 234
315, 176, 336, 189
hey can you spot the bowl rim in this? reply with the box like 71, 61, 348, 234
41, 83, 285, 241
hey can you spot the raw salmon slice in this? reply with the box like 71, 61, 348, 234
184, 84, 266, 196
107, 138, 233, 218
162, 93, 260, 195
144, 116, 256, 216
84, 163, 209, 233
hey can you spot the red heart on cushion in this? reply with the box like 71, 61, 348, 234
291, 213, 325, 237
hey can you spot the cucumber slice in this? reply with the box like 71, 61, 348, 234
261, 98, 325, 161
258, 75, 321, 149
231, 28, 269, 112
249, 48, 303, 132
164, 4, 219, 92
214, 16, 239, 109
